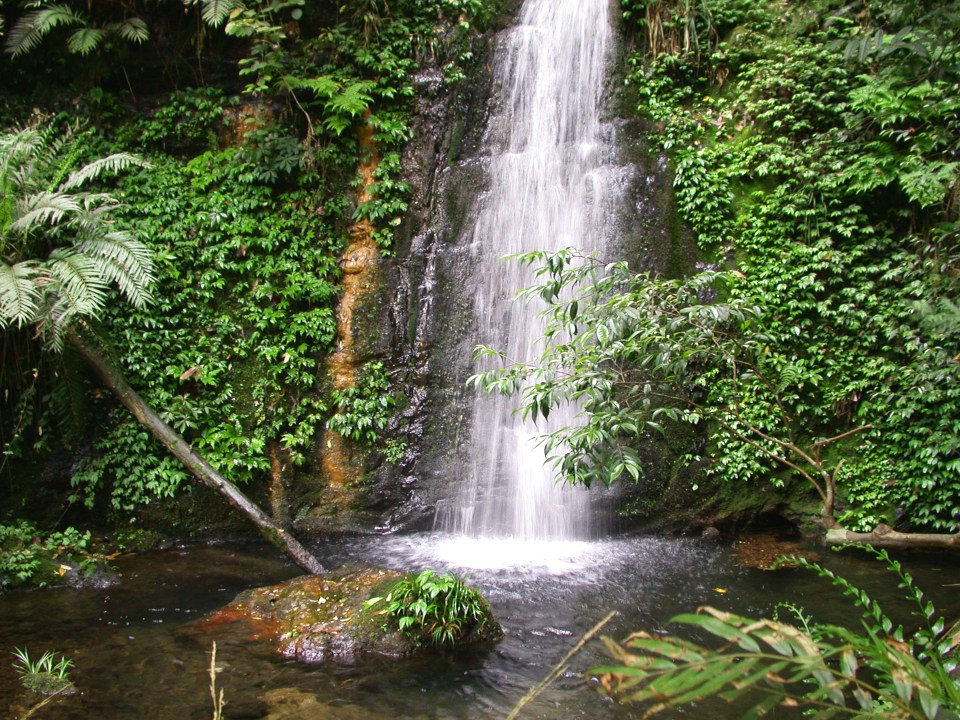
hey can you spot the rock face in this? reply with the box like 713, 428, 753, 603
201, 565, 500, 664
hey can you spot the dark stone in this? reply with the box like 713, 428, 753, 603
700, 526, 721, 541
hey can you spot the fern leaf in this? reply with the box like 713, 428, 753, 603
67, 27, 104, 55
322, 115, 353, 136
0, 261, 42, 329
60, 153, 148, 191
329, 81, 376, 117
76, 232, 156, 307
112, 17, 150, 44
0, 129, 44, 179
44, 249, 110, 324
5, 4, 86, 58
201, 0, 243, 27
12, 191, 82, 232
286, 75, 341, 98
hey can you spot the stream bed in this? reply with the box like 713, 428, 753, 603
1, 531, 957, 719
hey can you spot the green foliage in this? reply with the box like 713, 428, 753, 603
1, 0, 491, 518
224, 1, 307, 95
67, 145, 339, 511
328, 362, 396, 445
0, 122, 154, 350
12, 647, 75, 696
285, 75, 377, 136
356, 151, 411, 252
383, 437, 408, 464
12, 647, 72, 679
593, 547, 960, 718
135, 87, 227, 154
618, 0, 960, 530
4, 2, 149, 58
365, 569, 494, 647
472, 250, 873, 521
0, 521, 93, 589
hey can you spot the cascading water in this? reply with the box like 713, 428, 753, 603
438, 0, 619, 543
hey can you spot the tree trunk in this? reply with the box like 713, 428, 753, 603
68, 330, 326, 575
826, 525, 960, 551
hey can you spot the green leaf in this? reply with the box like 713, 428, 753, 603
5, 4, 86, 57
66, 27, 104, 54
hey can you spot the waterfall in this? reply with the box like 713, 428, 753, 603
438, 0, 618, 541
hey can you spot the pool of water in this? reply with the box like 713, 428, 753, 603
1, 532, 957, 719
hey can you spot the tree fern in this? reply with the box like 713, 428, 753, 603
328, 81, 376, 117
286, 75, 342, 99
75, 233, 155, 308
199, 0, 244, 28
11, 192, 82, 233
1, 124, 154, 347
4, 4, 85, 57
110, 17, 149, 44
5, 4, 149, 58
66, 26, 104, 55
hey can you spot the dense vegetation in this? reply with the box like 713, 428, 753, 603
477, 0, 960, 533
2, 0, 958, 583
0, 0, 491, 576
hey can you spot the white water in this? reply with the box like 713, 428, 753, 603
439, 0, 618, 542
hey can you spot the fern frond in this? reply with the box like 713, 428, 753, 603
67, 26, 104, 55
60, 153, 147, 191
330, 81, 376, 117
201, 0, 243, 27
76, 232, 156, 307
286, 75, 341, 98
0, 260, 42, 329
111, 17, 149, 44
0, 129, 44, 184
11, 191, 82, 232
5, 4, 86, 58
44, 249, 109, 323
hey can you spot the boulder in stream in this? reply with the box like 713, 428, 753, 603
200, 564, 501, 664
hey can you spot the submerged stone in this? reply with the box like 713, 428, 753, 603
19, 672, 77, 697
200, 564, 500, 664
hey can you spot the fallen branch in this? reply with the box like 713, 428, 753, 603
826, 525, 960, 551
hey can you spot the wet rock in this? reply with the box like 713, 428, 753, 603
199, 565, 499, 664
60, 561, 120, 590
700, 526, 721, 542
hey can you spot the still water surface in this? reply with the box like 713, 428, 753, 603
1, 532, 957, 719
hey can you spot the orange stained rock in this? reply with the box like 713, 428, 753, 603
323, 117, 382, 492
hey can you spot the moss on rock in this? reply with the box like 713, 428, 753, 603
201, 564, 500, 664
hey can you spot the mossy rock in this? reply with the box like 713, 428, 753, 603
202, 564, 500, 664
19, 672, 77, 696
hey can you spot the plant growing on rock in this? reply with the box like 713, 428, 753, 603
12, 647, 75, 696
366, 569, 499, 647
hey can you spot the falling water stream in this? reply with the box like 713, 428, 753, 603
439, 0, 620, 544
